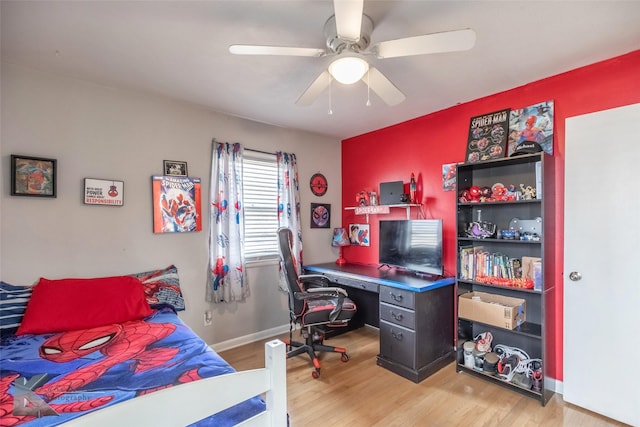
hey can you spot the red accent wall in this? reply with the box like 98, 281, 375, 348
341, 49, 640, 381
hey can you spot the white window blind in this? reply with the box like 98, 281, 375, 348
243, 153, 279, 261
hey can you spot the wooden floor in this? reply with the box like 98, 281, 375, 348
220, 327, 627, 427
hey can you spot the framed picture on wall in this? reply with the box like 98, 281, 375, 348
442, 163, 457, 191
465, 108, 510, 163
10, 155, 57, 198
348, 223, 370, 246
152, 175, 202, 233
507, 100, 554, 156
310, 203, 330, 229
163, 160, 188, 177
84, 178, 124, 206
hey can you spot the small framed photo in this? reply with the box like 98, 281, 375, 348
349, 223, 370, 246
442, 163, 457, 191
164, 160, 188, 177
84, 178, 124, 206
11, 155, 57, 198
310, 203, 331, 229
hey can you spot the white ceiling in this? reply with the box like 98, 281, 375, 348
2, 1, 639, 140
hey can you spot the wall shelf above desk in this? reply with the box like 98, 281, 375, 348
344, 204, 421, 222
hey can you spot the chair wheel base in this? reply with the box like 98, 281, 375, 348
286, 325, 351, 377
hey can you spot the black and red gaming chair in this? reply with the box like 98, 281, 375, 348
277, 227, 356, 378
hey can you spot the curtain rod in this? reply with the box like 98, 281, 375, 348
212, 139, 277, 156
246, 148, 277, 156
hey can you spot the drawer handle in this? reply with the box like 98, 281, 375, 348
391, 330, 403, 341
391, 312, 403, 321
390, 292, 403, 302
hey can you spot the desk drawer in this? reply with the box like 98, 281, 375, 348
380, 302, 415, 329
327, 275, 379, 293
380, 285, 415, 309
379, 320, 416, 368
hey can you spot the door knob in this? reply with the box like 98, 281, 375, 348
569, 271, 582, 281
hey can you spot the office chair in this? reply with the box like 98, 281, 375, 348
277, 227, 356, 378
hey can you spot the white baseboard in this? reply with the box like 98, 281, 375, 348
548, 377, 563, 395
210, 323, 291, 353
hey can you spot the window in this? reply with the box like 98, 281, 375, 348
243, 153, 279, 261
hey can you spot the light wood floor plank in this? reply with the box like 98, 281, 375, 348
220, 327, 627, 427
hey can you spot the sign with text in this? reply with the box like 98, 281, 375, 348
84, 178, 124, 206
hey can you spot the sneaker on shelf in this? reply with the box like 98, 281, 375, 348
497, 354, 520, 382
520, 358, 542, 377
494, 344, 530, 361
474, 331, 493, 352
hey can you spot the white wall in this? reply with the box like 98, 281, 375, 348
0, 63, 342, 345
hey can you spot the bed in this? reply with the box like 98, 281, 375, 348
0, 266, 287, 427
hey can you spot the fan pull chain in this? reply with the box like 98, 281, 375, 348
366, 69, 371, 107
328, 77, 333, 115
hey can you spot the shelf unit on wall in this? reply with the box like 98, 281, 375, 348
455, 153, 553, 406
344, 204, 421, 222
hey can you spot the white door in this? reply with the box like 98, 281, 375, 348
564, 103, 640, 426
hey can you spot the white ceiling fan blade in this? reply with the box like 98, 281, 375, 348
229, 45, 325, 57
373, 29, 476, 59
364, 67, 406, 106
296, 71, 333, 106
333, 0, 364, 42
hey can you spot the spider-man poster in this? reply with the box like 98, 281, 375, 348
507, 100, 554, 156
465, 108, 510, 163
152, 176, 202, 233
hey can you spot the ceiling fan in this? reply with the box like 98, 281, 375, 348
229, 0, 475, 107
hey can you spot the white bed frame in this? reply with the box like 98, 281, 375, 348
62, 339, 287, 427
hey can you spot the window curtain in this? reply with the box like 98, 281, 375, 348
207, 141, 248, 303
277, 152, 302, 292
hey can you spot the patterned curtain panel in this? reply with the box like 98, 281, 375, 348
277, 152, 302, 292
207, 141, 248, 303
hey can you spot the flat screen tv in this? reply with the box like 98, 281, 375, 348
379, 219, 443, 276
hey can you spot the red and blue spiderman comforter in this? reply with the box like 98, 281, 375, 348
0, 308, 265, 426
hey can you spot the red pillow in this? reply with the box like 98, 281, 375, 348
16, 275, 153, 335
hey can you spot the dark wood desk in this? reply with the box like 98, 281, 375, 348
304, 263, 455, 383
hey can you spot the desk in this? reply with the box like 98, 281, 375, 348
304, 263, 455, 383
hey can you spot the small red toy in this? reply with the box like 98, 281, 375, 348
468, 186, 481, 202
355, 191, 370, 206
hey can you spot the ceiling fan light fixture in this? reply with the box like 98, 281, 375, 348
328, 56, 369, 85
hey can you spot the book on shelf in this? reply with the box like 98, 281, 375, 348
522, 256, 542, 290
521, 256, 542, 281
459, 246, 485, 280
511, 258, 522, 279
533, 260, 542, 291
535, 160, 542, 199
460, 248, 533, 286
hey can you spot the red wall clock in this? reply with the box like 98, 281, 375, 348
310, 173, 328, 196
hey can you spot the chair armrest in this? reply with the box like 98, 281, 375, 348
305, 287, 348, 297
294, 287, 349, 323
293, 288, 346, 300
298, 274, 330, 288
